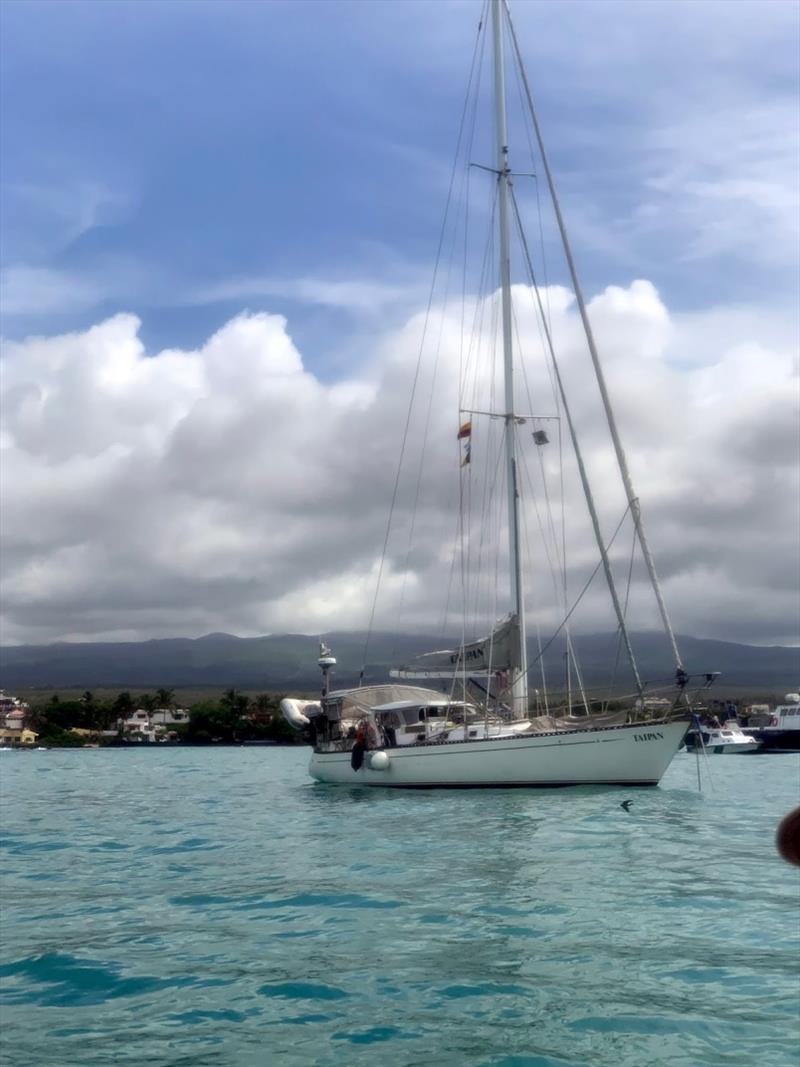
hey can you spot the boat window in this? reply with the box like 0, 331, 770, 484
419, 707, 444, 720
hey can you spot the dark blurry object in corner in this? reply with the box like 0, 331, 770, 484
776, 807, 800, 866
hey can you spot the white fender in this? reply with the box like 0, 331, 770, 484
280, 698, 321, 730
369, 751, 390, 771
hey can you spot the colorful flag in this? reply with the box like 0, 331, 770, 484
458, 420, 472, 465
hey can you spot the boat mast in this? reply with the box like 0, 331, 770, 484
492, 0, 528, 716
503, 2, 684, 675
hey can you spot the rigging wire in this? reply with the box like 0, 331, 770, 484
360, 5, 488, 680
513, 429, 550, 711
503, 37, 593, 711
509, 183, 644, 695
501, 142, 575, 708
604, 521, 638, 711
527, 503, 632, 681
504, 1, 684, 675
393, 5, 491, 659
508, 302, 566, 596
449, 188, 500, 651
508, 37, 554, 339
515, 420, 590, 713
444, 184, 499, 641
459, 196, 503, 645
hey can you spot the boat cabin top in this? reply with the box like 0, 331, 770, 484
372, 698, 471, 717
368, 700, 491, 745
311, 688, 528, 750
769, 694, 800, 729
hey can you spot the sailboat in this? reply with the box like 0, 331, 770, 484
281, 0, 715, 787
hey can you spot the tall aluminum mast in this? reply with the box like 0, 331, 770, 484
492, 0, 528, 715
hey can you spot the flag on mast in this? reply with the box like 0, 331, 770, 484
458, 419, 472, 466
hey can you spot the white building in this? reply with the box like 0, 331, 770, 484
3, 708, 25, 732
118, 709, 158, 743
0, 691, 29, 730
151, 708, 189, 726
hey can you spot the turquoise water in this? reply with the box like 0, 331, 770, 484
1, 747, 798, 1067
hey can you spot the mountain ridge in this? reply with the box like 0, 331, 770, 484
1, 630, 797, 690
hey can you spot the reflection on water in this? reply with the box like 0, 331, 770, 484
0, 747, 798, 1067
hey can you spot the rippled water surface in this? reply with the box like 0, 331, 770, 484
1, 746, 798, 1066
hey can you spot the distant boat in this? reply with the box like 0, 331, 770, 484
752, 693, 800, 753
684, 720, 760, 755
281, 0, 715, 787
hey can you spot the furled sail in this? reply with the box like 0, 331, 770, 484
390, 614, 520, 679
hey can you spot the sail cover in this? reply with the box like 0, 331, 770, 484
390, 614, 520, 679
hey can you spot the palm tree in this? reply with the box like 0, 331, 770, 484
251, 693, 275, 724
221, 688, 246, 713
155, 688, 175, 709
80, 690, 96, 729
220, 688, 250, 741
113, 692, 133, 714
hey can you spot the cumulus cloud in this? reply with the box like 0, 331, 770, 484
0, 281, 797, 648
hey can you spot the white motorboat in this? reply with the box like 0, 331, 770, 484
282, 0, 714, 787
684, 720, 760, 754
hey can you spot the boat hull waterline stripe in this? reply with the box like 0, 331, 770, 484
311, 780, 661, 790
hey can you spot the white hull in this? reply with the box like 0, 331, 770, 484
309, 720, 688, 788
704, 740, 759, 754
685, 723, 760, 754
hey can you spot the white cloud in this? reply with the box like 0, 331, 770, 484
1, 179, 131, 263
190, 274, 425, 317
1, 281, 797, 649
0, 265, 108, 317
638, 100, 800, 271
0, 257, 151, 319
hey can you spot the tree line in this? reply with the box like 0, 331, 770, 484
25, 688, 300, 746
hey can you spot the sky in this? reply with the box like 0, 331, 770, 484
1, 0, 798, 651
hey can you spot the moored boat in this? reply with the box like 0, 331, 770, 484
281, 0, 714, 788
751, 693, 800, 753
684, 719, 760, 754
283, 678, 690, 787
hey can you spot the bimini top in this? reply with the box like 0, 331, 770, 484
325, 684, 455, 719
369, 698, 466, 713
